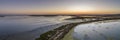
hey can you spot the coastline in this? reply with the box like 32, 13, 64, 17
61, 27, 74, 40
62, 19, 120, 40
36, 18, 120, 40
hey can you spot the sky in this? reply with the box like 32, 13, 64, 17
0, 0, 120, 15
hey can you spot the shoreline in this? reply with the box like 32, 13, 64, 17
36, 18, 120, 40
62, 19, 120, 40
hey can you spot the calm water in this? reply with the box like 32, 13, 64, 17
0, 16, 73, 40
73, 20, 120, 40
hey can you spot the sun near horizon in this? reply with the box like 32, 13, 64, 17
0, 0, 120, 15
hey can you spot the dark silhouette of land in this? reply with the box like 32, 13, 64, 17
29, 13, 120, 17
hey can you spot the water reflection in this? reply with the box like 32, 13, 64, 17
73, 20, 120, 40
0, 16, 70, 40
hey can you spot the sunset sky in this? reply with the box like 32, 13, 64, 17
0, 0, 120, 15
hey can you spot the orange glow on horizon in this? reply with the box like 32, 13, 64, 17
1, 7, 119, 15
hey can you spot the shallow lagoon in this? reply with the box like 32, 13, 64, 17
73, 20, 120, 40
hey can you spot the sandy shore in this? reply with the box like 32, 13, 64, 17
62, 19, 120, 40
